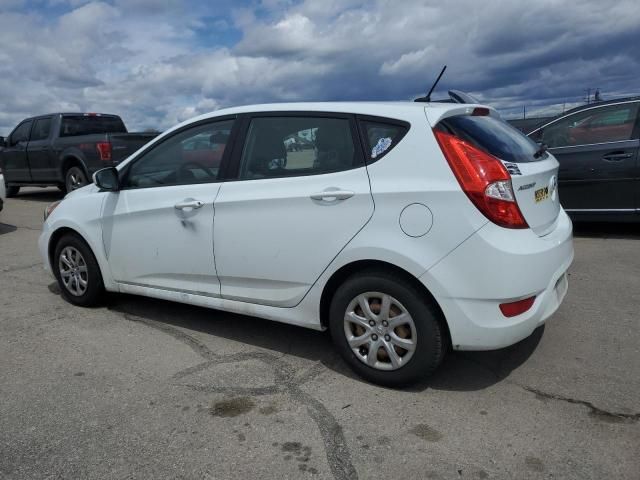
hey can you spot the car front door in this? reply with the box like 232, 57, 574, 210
27, 117, 55, 181
2, 120, 33, 183
101, 117, 237, 295
531, 101, 640, 212
213, 113, 374, 307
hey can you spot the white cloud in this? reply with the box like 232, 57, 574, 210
0, 0, 639, 135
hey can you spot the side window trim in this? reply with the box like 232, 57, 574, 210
225, 112, 367, 182
119, 115, 238, 190
356, 114, 410, 164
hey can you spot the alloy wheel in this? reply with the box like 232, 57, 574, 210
58, 246, 88, 296
67, 168, 87, 191
343, 292, 417, 371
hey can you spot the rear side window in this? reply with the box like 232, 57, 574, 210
31, 118, 52, 141
359, 120, 409, 162
239, 116, 360, 180
60, 115, 127, 137
438, 115, 542, 163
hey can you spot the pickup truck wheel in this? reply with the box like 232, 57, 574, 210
65, 166, 88, 192
5, 185, 20, 197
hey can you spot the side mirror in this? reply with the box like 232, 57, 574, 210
0, 136, 5, 148
93, 167, 120, 191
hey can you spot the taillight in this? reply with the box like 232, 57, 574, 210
471, 107, 490, 116
499, 296, 536, 317
433, 129, 528, 229
96, 142, 112, 161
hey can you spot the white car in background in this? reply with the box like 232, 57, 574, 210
39, 102, 573, 386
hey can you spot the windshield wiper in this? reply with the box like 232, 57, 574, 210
534, 143, 548, 159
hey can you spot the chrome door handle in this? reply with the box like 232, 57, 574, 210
310, 189, 355, 202
174, 199, 204, 210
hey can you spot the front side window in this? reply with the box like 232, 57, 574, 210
537, 103, 640, 148
239, 116, 358, 180
10, 121, 32, 145
31, 118, 52, 141
124, 119, 234, 188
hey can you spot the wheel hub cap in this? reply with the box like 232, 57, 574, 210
58, 246, 88, 296
343, 292, 417, 371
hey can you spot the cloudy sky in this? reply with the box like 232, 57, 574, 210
1, 0, 639, 134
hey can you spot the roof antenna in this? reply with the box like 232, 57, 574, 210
414, 65, 447, 102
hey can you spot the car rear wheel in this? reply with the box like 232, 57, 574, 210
53, 233, 104, 306
65, 166, 88, 192
329, 270, 445, 386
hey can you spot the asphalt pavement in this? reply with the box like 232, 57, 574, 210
1, 188, 638, 479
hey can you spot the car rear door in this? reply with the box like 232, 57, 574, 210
530, 101, 639, 213
27, 116, 56, 181
2, 120, 33, 183
212, 113, 374, 307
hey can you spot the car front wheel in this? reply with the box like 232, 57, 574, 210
329, 270, 445, 386
53, 233, 104, 306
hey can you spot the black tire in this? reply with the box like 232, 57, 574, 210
329, 270, 445, 387
65, 166, 88, 192
5, 185, 20, 197
53, 233, 104, 307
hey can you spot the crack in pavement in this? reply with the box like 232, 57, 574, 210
115, 310, 358, 480
0, 262, 42, 273
456, 352, 639, 424
0, 222, 42, 232
519, 385, 640, 423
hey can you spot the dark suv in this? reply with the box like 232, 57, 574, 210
528, 97, 640, 221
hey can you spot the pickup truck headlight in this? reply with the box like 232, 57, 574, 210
44, 201, 61, 221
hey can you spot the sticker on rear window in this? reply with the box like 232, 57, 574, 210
371, 137, 392, 158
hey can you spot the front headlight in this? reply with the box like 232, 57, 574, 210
44, 201, 61, 221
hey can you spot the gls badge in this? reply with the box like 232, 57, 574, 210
518, 182, 536, 191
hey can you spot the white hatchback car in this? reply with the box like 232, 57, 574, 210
39, 102, 573, 386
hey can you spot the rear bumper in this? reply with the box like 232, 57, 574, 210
421, 209, 574, 350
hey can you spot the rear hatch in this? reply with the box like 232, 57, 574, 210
435, 111, 560, 236
109, 132, 159, 163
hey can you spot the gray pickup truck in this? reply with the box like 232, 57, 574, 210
0, 113, 158, 196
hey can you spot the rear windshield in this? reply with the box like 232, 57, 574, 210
60, 115, 127, 137
437, 115, 544, 163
